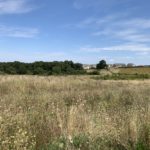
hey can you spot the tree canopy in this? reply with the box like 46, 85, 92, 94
0, 61, 85, 75
96, 60, 108, 69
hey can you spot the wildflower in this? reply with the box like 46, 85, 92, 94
68, 135, 73, 143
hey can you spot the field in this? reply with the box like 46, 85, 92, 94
0, 75, 150, 150
119, 67, 150, 75
88, 67, 150, 80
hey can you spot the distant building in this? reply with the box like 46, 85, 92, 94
83, 64, 96, 70
107, 64, 113, 68
83, 65, 90, 70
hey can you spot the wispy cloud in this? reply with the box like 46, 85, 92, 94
92, 17, 150, 43
73, 0, 125, 9
0, 0, 34, 14
64, 11, 150, 59
64, 14, 124, 29
135, 51, 150, 56
93, 28, 150, 43
0, 25, 39, 38
73, 0, 94, 9
81, 43, 150, 52
66, 9, 150, 44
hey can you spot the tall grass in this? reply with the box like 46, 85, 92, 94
0, 75, 150, 150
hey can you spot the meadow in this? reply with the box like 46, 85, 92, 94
119, 67, 150, 75
88, 67, 150, 80
0, 75, 150, 150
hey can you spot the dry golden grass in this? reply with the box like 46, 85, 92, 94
0, 75, 150, 150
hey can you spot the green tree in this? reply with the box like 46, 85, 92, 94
5, 66, 16, 74
96, 60, 107, 69
33, 67, 46, 75
0, 60, 85, 75
52, 66, 62, 74
74, 63, 83, 70
18, 65, 27, 74
66, 67, 75, 74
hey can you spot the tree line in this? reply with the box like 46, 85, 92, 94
0, 61, 85, 75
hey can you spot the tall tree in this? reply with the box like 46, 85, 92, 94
96, 60, 107, 69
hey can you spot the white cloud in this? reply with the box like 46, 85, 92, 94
66, 14, 150, 56
81, 43, 150, 52
0, 25, 39, 38
121, 19, 150, 29
69, 14, 150, 44
0, 0, 34, 14
73, 0, 126, 9
73, 0, 96, 9
88, 16, 150, 44
62, 18, 97, 29
93, 28, 150, 43
65, 14, 125, 29
135, 51, 149, 56
76, 18, 96, 28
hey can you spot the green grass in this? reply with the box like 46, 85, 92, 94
37, 134, 150, 150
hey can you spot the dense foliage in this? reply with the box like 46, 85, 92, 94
0, 61, 85, 75
96, 60, 108, 69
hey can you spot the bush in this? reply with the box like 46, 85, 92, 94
88, 70, 100, 75
72, 134, 89, 149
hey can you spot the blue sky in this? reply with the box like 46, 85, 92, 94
0, 0, 150, 65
